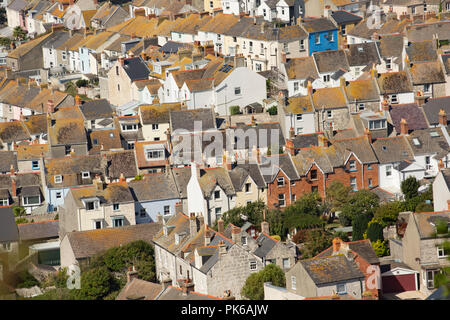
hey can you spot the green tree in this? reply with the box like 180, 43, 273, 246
325, 181, 351, 213
75, 79, 89, 88
267, 105, 277, 115
13, 205, 26, 217
372, 240, 390, 257
302, 229, 334, 258
352, 213, 372, 241
0, 37, 11, 47
78, 266, 113, 300
13, 26, 27, 41
229, 105, 241, 115
283, 192, 324, 231
366, 222, 384, 242
434, 241, 450, 297
401, 176, 420, 200
241, 264, 285, 300
339, 190, 379, 226
373, 201, 404, 227
220, 201, 266, 228
333, 230, 350, 242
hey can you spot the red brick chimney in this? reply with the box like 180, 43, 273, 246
439, 109, 447, 126
381, 99, 390, 111
47, 99, 54, 113
364, 128, 372, 143
75, 95, 82, 107
11, 179, 17, 197
438, 159, 444, 172
332, 237, 341, 253
204, 225, 212, 245
119, 172, 126, 182
10, 164, 15, 175
126, 266, 138, 284
400, 118, 409, 135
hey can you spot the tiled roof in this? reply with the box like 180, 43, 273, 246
122, 56, 151, 81
284, 56, 319, 80
376, 71, 413, 94
105, 150, 138, 179
66, 222, 162, 259
48, 118, 87, 146
116, 278, 163, 300
285, 95, 315, 114
88, 129, 122, 154
170, 108, 216, 133
345, 42, 381, 67
312, 87, 348, 109
129, 173, 179, 202
16, 144, 49, 161
301, 254, 365, 285
344, 79, 380, 102
0, 206, 19, 243
0, 151, 18, 173
313, 50, 349, 74
409, 61, 446, 84
412, 211, 450, 239
331, 10, 363, 25
422, 96, 450, 125
405, 40, 437, 62
78, 99, 113, 120
0, 121, 30, 143
301, 17, 337, 33
378, 34, 404, 59
372, 136, 415, 164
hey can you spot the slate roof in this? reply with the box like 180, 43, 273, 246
7, 0, 27, 11
407, 21, 450, 42
88, 129, 122, 154
344, 79, 380, 102
231, 122, 285, 150
171, 166, 192, 198
378, 34, 404, 59
312, 87, 348, 109
159, 41, 193, 54
405, 127, 450, 158
0, 206, 19, 243
372, 136, 415, 164
260, 153, 300, 182
78, 99, 113, 120
389, 103, 429, 132
345, 42, 381, 67
331, 10, 363, 25
0, 151, 18, 173
313, 50, 349, 74
228, 163, 266, 191
441, 169, 450, 189
253, 233, 277, 259
422, 96, 450, 125
301, 254, 365, 285
122, 57, 151, 81
23, 114, 48, 136
292, 132, 321, 149
70, 182, 134, 208
170, 108, 216, 133
18, 220, 59, 241
129, 173, 179, 202
66, 222, 162, 259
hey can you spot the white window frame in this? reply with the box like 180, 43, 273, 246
164, 205, 170, 216
0, 198, 9, 206
337, 283, 347, 294
438, 245, 448, 258
291, 276, 296, 290
277, 177, 285, 186
113, 203, 120, 211
250, 260, 257, 271
278, 193, 285, 207
81, 171, 90, 179
32, 160, 39, 170
112, 217, 124, 228
54, 175, 62, 184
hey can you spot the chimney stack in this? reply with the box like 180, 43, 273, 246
438, 159, 445, 172
204, 225, 211, 246
217, 218, 224, 234
439, 109, 447, 126
47, 100, 54, 113
364, 128, 372, 143
126, 266, 138, 284
119, 172, 126, 182
307, 80, 313, 96
75, 95, 82, 107
11, 179, 17, 197
189, 213, 198, 235
231, 226, 241, 245
400, 118, 409, 135
10, 164, 15, 175
261, 221, 269, 235
318, 134, 328, 147
332, 237, 341, 253
381, 99, 390, 112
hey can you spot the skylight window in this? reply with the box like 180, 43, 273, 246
430, 131, 439, 137
412, 138, 420, 146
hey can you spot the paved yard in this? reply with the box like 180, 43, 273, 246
382, 291, 428, 300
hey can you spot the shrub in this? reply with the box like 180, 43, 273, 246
267, 106, 277, 115
372, 240, 390, 257
78, 266, 113, 300
241, 264, 285, 300
75, 79, 89, 88
352, 213, 372, 241
16, 271, 39, 289
415, 202, 433, 213
229, 105, 241, 115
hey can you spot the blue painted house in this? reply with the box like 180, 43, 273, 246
301, 17, 338, 56
128, 173, 181, 224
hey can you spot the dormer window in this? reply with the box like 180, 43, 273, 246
54, 175, 62, 184
84, 199, 99, 211
277, 177, 285, 186
349, 160, 356, 171
145, 148, 164, 161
